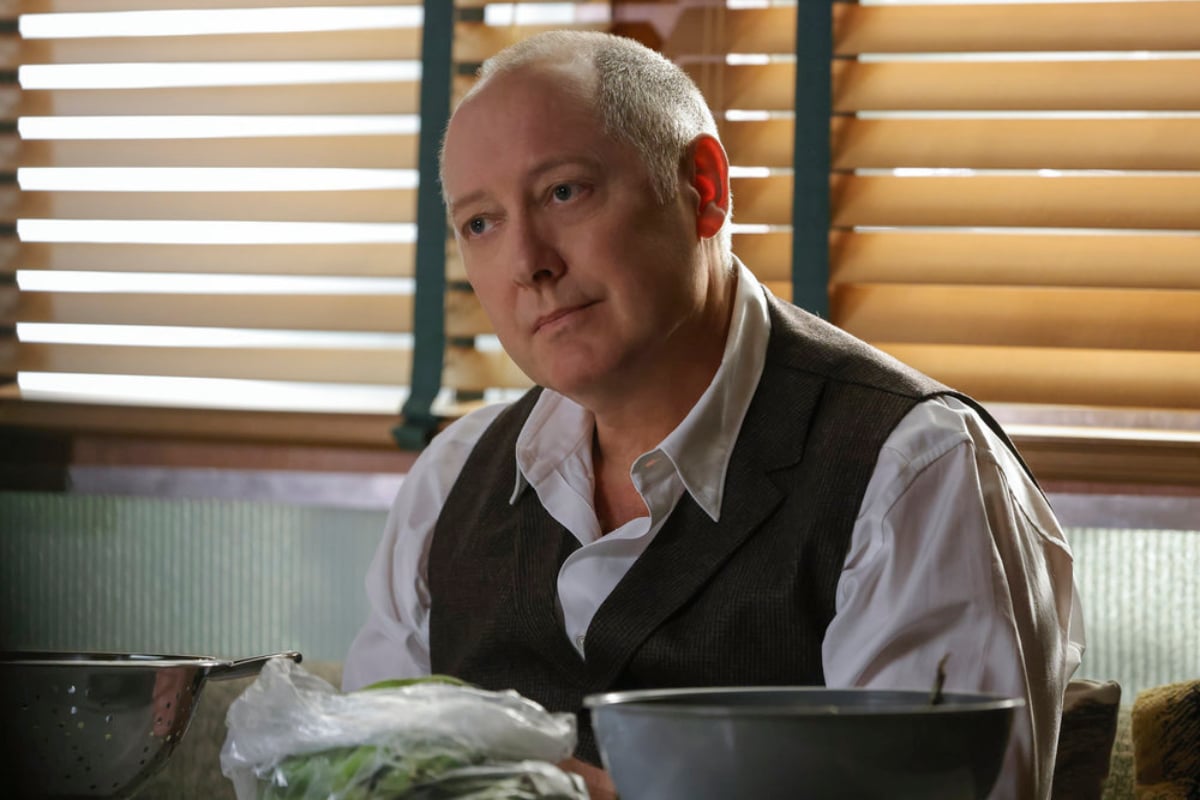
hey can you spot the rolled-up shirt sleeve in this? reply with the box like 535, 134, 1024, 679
823, 397, 1084, 800
342, 403, 507, 691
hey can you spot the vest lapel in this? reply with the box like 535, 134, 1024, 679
511, 489, 589, 683
581, 357, 829, 689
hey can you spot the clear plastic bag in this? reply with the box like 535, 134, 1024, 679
219, 658, 588, 800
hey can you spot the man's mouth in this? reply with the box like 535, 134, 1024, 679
533, 302, 595, 334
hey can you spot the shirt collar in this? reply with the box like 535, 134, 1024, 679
509, 258, 772, 521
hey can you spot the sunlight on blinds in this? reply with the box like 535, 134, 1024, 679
617, 0, 1200, 418
7, 2, 615, 423
8, 4, 428, 414
18, 6, 424, 36
483, 2, 609, 26
830, 0, 1200, 412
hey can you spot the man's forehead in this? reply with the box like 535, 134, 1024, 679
442, 64, 607, 197
453, 60, 595, 125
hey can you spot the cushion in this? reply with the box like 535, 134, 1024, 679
1103, 704, 1135, 800
1055, 678, 1123, 800
1132, 679, 1200, 800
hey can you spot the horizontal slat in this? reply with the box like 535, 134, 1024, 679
450, 229, 1200, 291
832, 285, 1200, 351
14, 342, 411, 384
833, 117, 1200, 171
731, 231, 791, 284
0, 135, 17, 170
877, 343, 1200, 411
444, 346, 531, 392
10, 291, 414, 332
834, 60, 1200, 112
445, 287, 492, 338
668, 3, 1200, 59
762, 281, 790, 304
8, 188, 416, 223
830, 231, 1200, 290
18, 82, 418, 116
831, 175, 1200, 230
729, 175, 791, 226
456, 0, 592, 4
14, 30, 421, 66
0, 389, 405, 448
697, 61, 1200, 113
454, 22, 608, 64
13, 341, 599, 393
12, 0, 578, 10
687, 63, 795, 112
13, 134, 418, 169
834, 2, 1200, 54
16, 0, 420, 10
0, 35, 14, 71
0, 239, 13, 274
10, 242, 416, 277
722, 119, 793, 169
0, 331, 14, 377
0, 86, 18, 123
665, 7, 796, 58
445, 248, 466, 284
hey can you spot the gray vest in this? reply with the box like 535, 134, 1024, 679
428, 292, 1024, 764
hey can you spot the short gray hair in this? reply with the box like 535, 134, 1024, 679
446, 30, 733, 260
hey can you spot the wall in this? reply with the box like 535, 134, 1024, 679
3, 489, 1197, 700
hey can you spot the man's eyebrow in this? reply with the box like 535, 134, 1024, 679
446, 189, 486, 218
446, 155, 599, 216
528, 155, 599, 179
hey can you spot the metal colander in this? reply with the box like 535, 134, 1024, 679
0, 650, 301, 799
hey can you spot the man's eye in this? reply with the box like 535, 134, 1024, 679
467, 217, 488, 236
552, 184, 576, 202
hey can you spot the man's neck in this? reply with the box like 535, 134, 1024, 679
585, 262, 739, 514
591, 427, 651, 533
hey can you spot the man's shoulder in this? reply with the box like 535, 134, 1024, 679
432, 400, 511, 448
419, 387, 543, 483
430, 387, 539, 443
763, 294, 947, 399
401, 402, 510, 485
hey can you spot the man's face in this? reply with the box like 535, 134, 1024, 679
441, 64, 709, 403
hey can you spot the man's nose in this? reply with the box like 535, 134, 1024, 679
510, 214, 565, 287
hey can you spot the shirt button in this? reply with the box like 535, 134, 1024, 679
575, 635, 586, 650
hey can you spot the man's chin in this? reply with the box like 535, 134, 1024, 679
534, 367, 612, 405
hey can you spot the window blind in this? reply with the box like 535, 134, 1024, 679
0, 0, 613, 441
2, 0, 432, 443
5, 0, 1197, 460
651, 0, 1200, 415
832, 0, 1200, 412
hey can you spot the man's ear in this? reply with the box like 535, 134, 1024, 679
687, 134, 731, 239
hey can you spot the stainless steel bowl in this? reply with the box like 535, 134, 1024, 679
0, 650, 301, 799
585, 686, 1022, 800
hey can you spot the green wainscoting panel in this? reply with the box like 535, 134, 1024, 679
1068, 527, 1200, 699
1, 493, 1196, 700
0, 491, 387, 662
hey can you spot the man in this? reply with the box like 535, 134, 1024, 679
344, 30, 1084, 799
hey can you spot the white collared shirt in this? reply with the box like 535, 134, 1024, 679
344, 260, 1084, 800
